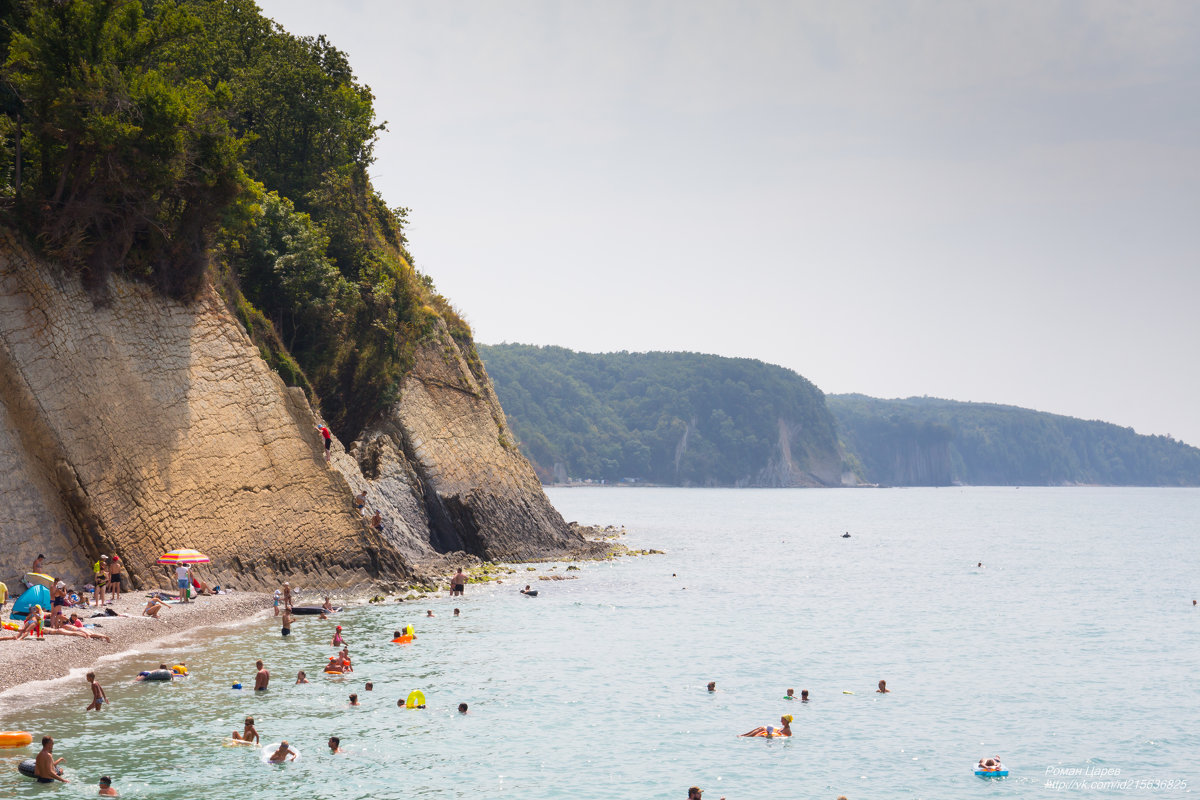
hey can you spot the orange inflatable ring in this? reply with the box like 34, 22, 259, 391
391, 635, 413, 644
0, 731, 33, 747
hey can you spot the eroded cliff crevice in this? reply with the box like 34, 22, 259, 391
332, 321, 599, 564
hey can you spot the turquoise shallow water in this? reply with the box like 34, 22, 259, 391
1, 487, 1197, 799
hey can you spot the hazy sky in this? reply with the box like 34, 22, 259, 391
257, 0, 1200, 447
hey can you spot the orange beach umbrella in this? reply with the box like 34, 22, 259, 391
156, 549, 210, 565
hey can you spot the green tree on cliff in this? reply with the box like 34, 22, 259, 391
2, 0, 243, 297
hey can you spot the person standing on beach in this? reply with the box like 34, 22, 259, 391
255, 660, 270, 690
451, 567, 467, 596
93, 556, 108, 605
86, 672, 107, 711
108, 555, 122, 601
35, 736, 68, 783
281, 582, 292, 610
175, 563, 190, 601
0, 578, 7, 613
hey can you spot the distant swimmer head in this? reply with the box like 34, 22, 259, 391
707, 682, 716, 692
458, 703, 468, 713
801, 690, 809, 701
785, 688, 794, 698
877, 680, 889, 693
782, 714, 793, 724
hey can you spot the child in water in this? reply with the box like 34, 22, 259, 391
86, 672, 107, 711
232, 717, 259, 744
332, 626, 345, 646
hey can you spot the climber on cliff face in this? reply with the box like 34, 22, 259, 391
318, 424, 333, 462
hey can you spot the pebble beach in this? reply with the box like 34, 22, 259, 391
0, 591, 271, 696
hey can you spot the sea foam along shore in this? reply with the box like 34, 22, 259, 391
0, 591, 271, 697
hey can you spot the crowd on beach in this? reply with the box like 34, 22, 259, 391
0, 553, 221, 646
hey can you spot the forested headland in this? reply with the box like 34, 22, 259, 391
0, 0, 475, 441
477, 344, 844, 487
828, 394, 1200, 487
479, 345, 1200, 487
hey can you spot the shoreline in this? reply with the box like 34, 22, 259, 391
0, 530, 628, 701
0, 591, 271, 698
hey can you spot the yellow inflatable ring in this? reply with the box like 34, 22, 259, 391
0, 731, 33, 747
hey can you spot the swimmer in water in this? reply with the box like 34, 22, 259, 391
349, 694, 359, 706
877, 679, 889, 694
332, 626, 345, 646
364, 682, 373, 691
801, 689, 809, 702
86, 671, 107, 711
254, 660, 270, 691
707, 682, 716, 692
295, 671, 309, 684
784, 688, 795, 700
328, 737, 342, 754
34, 736, 67, 783
453, 608, 460, 616
458, 703, 469, 714
426, 609, 434, 617
280, 607, 293, 637
267, 741, 296, 763
232, 716, 259, 744
741, 714, 792, 738
98, 775, 118, 796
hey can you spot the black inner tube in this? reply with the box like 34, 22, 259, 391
18, 759, 61, 779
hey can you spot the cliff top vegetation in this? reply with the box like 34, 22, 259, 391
0, 0, 473, 440
829, 394, 1200, 486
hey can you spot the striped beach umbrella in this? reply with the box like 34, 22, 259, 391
156, 549, 211, 565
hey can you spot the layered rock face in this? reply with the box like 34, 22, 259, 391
0, 234, 407, 591
334, 322, 591, 563
750, 418, 848, 487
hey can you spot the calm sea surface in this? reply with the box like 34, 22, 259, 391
1, 487, 1196, 799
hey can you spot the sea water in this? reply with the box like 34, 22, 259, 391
0, 487, 1196, 799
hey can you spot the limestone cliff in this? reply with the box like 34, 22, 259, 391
332, 322, 593, 563
0, 232, 407, 590
748, 418, 846, 487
